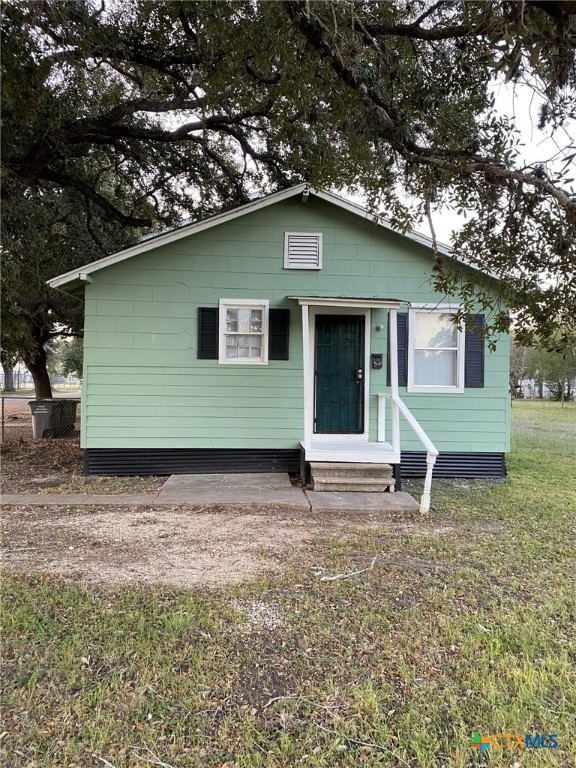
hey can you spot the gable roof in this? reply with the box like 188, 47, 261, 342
48, 183, 454, 289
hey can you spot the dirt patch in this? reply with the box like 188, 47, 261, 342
0, 437, 166, 495
0, 503, 457, 589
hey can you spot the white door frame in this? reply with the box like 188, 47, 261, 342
304, 306, 371, 444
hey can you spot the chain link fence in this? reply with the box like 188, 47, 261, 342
1, 396, 81, 445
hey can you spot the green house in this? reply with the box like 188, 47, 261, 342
49, 184, 510, 503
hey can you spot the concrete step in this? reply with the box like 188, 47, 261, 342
310, 461, 396, 492
312, 476, 395, 493
310, 461, 393, 479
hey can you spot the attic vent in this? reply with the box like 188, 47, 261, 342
284, 232, 323, 270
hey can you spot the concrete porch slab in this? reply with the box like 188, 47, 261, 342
155, 473, 310, 510
161, 473, 293, 490
305, 490, 420, 513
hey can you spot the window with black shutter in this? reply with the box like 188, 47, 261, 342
198, 303, 290, 363
399, 307, 486, 393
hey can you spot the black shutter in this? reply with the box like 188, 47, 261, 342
269, 308, 290, 360
465, 314, 485, 388
198, 307, 219, 359
386, 312, 408, 386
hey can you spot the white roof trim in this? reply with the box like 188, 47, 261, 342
48, 183, 456, 289
288, 296, 408, 309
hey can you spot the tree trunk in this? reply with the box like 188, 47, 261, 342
1, 361, 15, 392
538, 378, 544, 399
23, 345, 53, 399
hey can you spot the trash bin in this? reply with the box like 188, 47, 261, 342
28, 399, 78, 439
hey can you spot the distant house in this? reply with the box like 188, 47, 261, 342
49, 185, 510, 501
521, 379, 551, 399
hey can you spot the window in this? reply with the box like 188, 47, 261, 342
218, 299, 269, 364
284, 232, 322, 269
408, 307, 464, 392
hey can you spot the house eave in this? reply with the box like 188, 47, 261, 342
47, 183, 491, 289
48, 185, 312, 289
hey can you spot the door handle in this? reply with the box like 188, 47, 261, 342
355, 368, 363, 383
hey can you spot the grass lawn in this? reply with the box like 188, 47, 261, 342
2, 401, 575, 767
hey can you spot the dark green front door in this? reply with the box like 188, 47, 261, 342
314, 314, 365, 434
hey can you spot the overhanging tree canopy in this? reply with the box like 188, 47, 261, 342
2, 0, 575, 394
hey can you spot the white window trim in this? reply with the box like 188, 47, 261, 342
284, 232, 323, 270
407, 306, 465, 393
218, 298, 269, 365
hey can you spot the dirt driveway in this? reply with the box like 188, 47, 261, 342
2, 503, 420, 589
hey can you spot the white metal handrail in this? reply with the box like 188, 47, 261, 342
377, 392, 439, 514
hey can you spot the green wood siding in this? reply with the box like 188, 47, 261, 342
82, 197, 510, 452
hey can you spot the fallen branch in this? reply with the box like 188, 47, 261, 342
93, 756, 118, 768
352, 554, 455, 576
319, 556, 377, 582
262, 693, 344, 715
262, 693, 298, 710
130, 746, 175, 768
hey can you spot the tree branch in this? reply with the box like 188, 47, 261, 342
78, 96, 206, 126
64, 109, 270, 147
39, 169, 152, 227
364, 4, 492, 41
409, 153, 576, 216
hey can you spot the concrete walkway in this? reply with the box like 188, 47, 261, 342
2, 473, 420, 513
